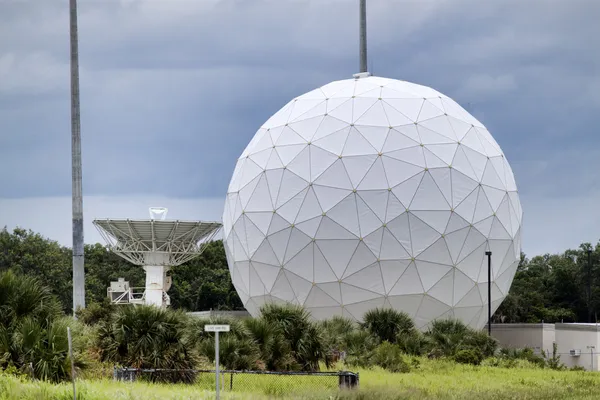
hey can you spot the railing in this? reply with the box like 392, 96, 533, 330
113, 367, 359, 393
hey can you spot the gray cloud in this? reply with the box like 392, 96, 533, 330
1, 0, 600, 255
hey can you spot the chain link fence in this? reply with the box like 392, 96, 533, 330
114, 367, 359, 394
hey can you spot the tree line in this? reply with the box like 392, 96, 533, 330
1, 226, 599, 323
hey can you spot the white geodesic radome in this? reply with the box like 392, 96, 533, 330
222, 75, 522, 330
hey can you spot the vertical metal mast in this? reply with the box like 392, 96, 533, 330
70, 0, 85, 312
359, 0, 368, 73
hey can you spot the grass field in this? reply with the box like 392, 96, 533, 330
3, 359, 600, 399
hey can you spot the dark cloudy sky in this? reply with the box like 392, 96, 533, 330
1, 0, 599, 257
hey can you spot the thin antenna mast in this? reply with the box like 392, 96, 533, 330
70, 0, 85, 313
359, 0, 367, 73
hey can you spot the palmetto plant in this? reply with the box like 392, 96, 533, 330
362, 308, 417, 344
0, 270, 78, 382
425, 319, 498, 358
98, 305, 198, 383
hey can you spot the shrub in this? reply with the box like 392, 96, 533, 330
243, 318, 295, 371
500, 347, 546, 368
362, 308, 415, 344
75, 298, 115, 326
454, 349, 484, 365
97, 305, 198, 383
372, 341, 411, 373
425, 319, 498, 358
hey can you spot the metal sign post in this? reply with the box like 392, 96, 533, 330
67, 327, 76, 400
205, 325, 230, 400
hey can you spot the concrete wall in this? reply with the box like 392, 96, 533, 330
490, 324, 555, 355
187, 310, 251, 319
555, 323, 600, 371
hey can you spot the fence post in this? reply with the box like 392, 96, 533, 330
67, 327, 76, 400
230, 372, 234, 391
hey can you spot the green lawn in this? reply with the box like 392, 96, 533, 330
3, 359, 600, 399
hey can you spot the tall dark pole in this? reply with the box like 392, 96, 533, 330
485, 251, 492, 335
588, 249, 593, 323
70, 0, 85, 313
359, 0, 367, 73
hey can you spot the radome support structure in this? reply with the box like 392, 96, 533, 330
359, 0, 367, 73
70, 0, 85, 312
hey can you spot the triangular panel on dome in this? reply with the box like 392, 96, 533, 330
265, 169, 284, 206
296, 187, 323, 223
238, 158, 264, 193
482, 184, 506, 212
420, 115, 458, 141
343, 127, 378, 156
488, 239, 512, 278
267, 227, 292, 265
232, 223, 250, 261
389, 263, 424, 295
473, 187, 494, 223
382, 127, 420, 152
429, 168, 452, 206
456, 242, 486, 281
342, 154, 378, 188
327, 194, 360, 237
342, 240, 378, 278
380, 260, 411, 293
415, 261, 452, 292
385, 192, 406, 222
275, 127, 307, 147
328, 98, 355, 122
489, 217, 511, 240
249, 265, 268, 297
316, 239, 360, 278
309, 146, 339, 182
314, 244, 338, 283
356, 194, 384, 237
386, 294, 423, 318
384, 98, 424, 122
423, 149, 448, 169
233, 261, 250, 294
285, 270, 313, 305
460, 127, 486, 155
496, 260, 518, 295
414, 296, 452, 330
315, 216, 356, 240
318, 282, 342, 303
457, 227, 486, 263
284, 243, 314, 282
453, 270, 476, 307
320, 81, 352, 98
296, 216, 322, 238
463, 146, 488, 181
409, 172, 451, 211
363, 226, 384, 258
251, 239, 280, 266
386, 214, 411, 254
477, 282, 503, 304
242, 215, 266, 257
275, 170, 309, 208
473, 216, 494, 238
381, 84, 421, 99
481, 159, 506, 190
444, 226, 470, 263
290, 99, 327, 122
314, 159, 353, 190
239, 174, 261, 209
267, 212, 291, 235
312, 126, 349, 154
386, 144, 426, 168
276, 144, 308, 166
427, 270, 454, 306
454, 185, 478, 223
416, 237, 453, 265
252, 261, 282, 292
341, 283, 382, 305
496, 196, 514, 236
343, 262, 385, 295
311, 114, 348, 139
277, 187, 307, 224
351, 98, 379, 123
249, 147, 273, 170
418, 126, 455, 145
305, 285, 341, 308
270, 271, 297, 303
284, 228, 313, 264
344, 297, 386, 321
381, 156, 423, 187
381, 102, 413, 126
475, 127, 502, 157
313, 184, 352, 212
504, 159, 518, 192
452, 146, 478, 182
355, 82, 381, 98
427, 143, 458, 166
355, 101, 390, 128
391, 172, 424, 210
453, 306, 481, 327
445, 211, 470, 233
357, 157, 389, 190
417, 100, 445, 122
245, 176, 274, 213
288, 115, 325, 141
287, 146, 311, 181
380, 228, 411, 260
451, 169, 478, 209
410, 211, 451, 235
355, 125, 390, 151
409, 212, 444, 255
446, 115, 472, 141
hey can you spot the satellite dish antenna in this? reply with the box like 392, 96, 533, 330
149, 207, 168, 220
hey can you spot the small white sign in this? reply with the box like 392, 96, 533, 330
204, 324, 230, 332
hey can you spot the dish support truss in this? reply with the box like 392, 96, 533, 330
93, 219, 222, 308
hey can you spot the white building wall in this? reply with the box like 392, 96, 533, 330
555, 323, 600, 371
490, 324, 555, 355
